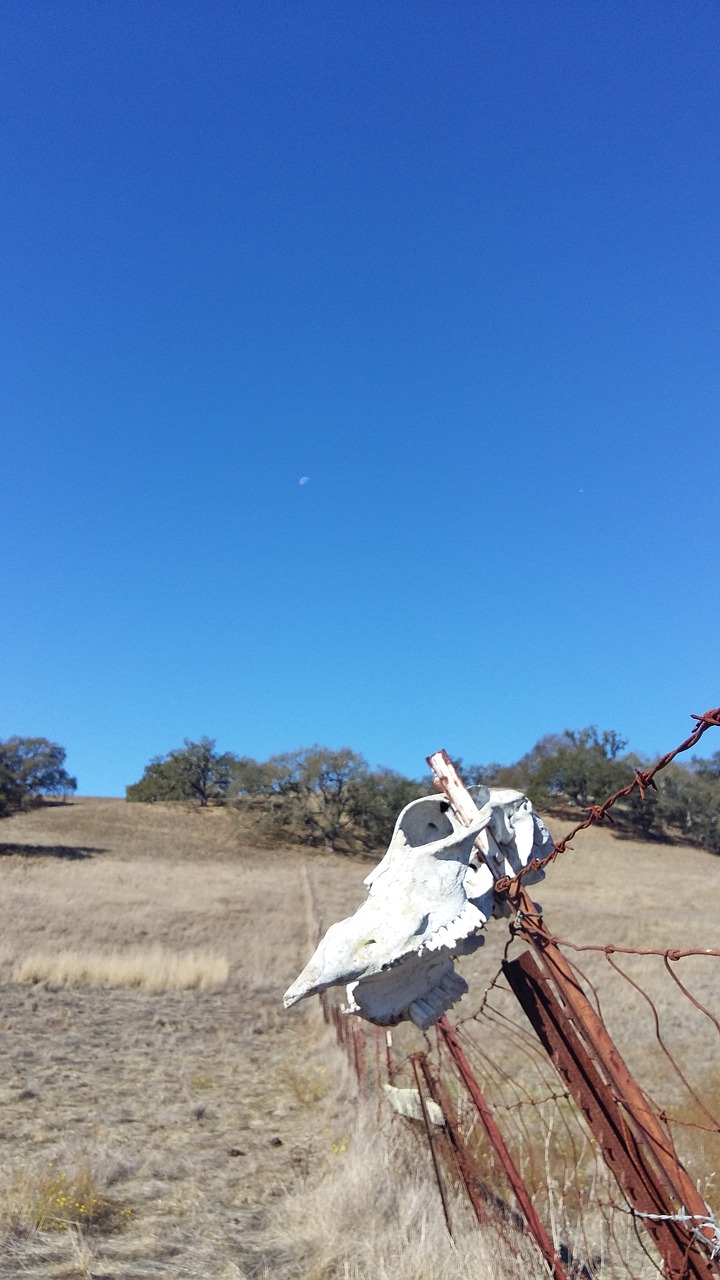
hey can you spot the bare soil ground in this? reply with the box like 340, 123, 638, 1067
0, 799, 356, 1278
0, 798, 717, 1279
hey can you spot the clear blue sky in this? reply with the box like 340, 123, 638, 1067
2, 1, 719, 795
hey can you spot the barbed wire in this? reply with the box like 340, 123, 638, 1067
316, 707, 720, 1279
539, 939, 720, 960
497, 705, 720, 893
627, 1210, 720, 1262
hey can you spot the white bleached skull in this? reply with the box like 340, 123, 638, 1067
283, 787, 552, 1030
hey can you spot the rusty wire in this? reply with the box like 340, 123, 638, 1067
662, 958, 720, 1037
321, 923, 720, 1277
497, 705, 720, 891
460, 983, 716, 1274
602, 948, 720, 1133
560, 942, 720, 1135
542, 939, 720, 960
315, 708, 720, 1278
439, 970, 653, 1279
523, 934, 720, 1132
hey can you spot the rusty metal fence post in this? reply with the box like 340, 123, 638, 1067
313, 714, 720, 1280
414, 1051, 512, 1234
437, 1016, 570, 1280
411, 1053, 454, 1237
428, 746, 720, 1280
504, 944, 720, 1280
510, 894, 720, 1279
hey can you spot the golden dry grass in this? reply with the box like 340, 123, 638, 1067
0, 798, 343, 1278
0, 796, 717, 1278
12, 945, 229, 992
1, 1156, 134, 1236
265, 1106, 542, 1280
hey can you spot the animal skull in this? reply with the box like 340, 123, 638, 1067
283, 787, 551, 1029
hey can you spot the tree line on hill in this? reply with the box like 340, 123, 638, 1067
2, 730, 718, 857
125, 738, 424, 852
0, 737, 77, 817
123, 728, 720, 856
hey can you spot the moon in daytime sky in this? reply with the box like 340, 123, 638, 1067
299, 476, 310, 485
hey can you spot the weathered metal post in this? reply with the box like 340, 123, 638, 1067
411, 1053, 454, 1237
414, 1051, 514, 1233
385, 1028, 395, 1083
354, 1023, 367, 1093
504, 946, 720, 1280
437, 1016, 569, 1280
427, 749, 720, 1280
373, 1025, 382, 1091
507, 891, 720, 1280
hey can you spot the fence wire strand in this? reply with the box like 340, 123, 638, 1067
503, 705, 720, 890
315, 708, 720, 1280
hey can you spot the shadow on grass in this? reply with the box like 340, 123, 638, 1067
0, 843, 107, 860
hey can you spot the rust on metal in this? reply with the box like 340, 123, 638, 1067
512, 885, 720, 1274
414, 1052, 521, 1234
353, 1023, 367, 1094
411, 1054, 454, 1237
427, 736, 720, 1280
504, 949, 720, 1280
373, 1024, 382, 1091
661, 958, 720, 1037
385, 1028, 395, 1083
519, 705, 720, 881
437, 1015, 570, 1280
601, 949, 720, 1134
543, 939, 720, 961
511, 882, 719, 1268
318, 989, 330, 1024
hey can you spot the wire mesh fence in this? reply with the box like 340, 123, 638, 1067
314, 710, 720, 1280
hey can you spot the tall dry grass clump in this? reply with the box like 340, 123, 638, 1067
0, 1148, 136, 1245
12, 944, 229, 991
265, 1105, 540, 1280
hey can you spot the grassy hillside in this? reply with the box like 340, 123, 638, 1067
0, 798, 717, 1278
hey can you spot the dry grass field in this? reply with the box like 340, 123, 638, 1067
0, 796, 718, 1279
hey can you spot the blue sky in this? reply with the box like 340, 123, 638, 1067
2, 1, 719, 795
